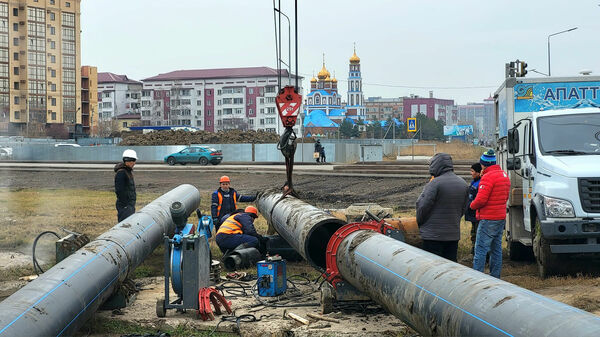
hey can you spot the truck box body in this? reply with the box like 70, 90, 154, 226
494, 76, 600, 276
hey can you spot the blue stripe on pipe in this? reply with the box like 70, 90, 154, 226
0, 243, 116, 335
355, 252, 514, 337
56, 267, 126, 337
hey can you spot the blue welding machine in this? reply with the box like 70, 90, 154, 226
257, 257, 287, 297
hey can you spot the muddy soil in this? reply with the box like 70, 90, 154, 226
0, 169, 427, 211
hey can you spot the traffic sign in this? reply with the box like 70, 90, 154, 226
407, 118, 417, 132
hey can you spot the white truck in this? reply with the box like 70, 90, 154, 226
495, 76, 600, 277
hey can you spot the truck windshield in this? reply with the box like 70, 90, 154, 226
538, 113, 600, 155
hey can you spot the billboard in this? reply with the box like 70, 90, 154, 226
444, 125, 473, 136
514, 81, 600, 113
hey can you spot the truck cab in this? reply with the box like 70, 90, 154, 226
496, 76, 600, 277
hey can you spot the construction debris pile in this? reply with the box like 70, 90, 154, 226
119, 129, 316, 146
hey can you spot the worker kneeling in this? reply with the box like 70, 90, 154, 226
215, 206, 264, 254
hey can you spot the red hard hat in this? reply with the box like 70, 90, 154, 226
219, 176, 230, 183
245, 206, 258, 217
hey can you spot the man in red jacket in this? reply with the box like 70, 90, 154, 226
470, 149, 510, 278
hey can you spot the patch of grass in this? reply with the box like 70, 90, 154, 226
397, 141, 486, 160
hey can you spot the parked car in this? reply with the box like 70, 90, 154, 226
0, 146, 12, 159
54, 143, 81, 148
164, 146, 222, 166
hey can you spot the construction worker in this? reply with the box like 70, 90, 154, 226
114, 149, 137, 222
215, 206, 264, 253
211, 176, 256, 231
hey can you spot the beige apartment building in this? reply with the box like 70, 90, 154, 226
0, 0, 81, 137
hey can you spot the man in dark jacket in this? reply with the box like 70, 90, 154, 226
465, 163, 482, 254
211, 176, 256, 231
416, 153, 469, 262
114, 149, 137, 222
314, 140, 323, 163
470, 149, 510, 278
215, 206, 264, 253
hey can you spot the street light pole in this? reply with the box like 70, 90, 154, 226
547, 27, 577, 76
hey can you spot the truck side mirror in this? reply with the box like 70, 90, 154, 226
508, 128, 519, 154
506, 157, 521, 170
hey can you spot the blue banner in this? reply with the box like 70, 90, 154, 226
514, 81, 600, 113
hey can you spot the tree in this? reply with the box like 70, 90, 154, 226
339, 119, 359, 138
415, 113, 444, 140
366, 120, 384, 139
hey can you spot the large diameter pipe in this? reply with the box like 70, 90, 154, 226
336, 230, 600, 337
256, 190, 346, 270
0, 184, 200, 337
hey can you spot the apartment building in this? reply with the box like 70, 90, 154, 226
81, 65, 97, 135
0, 0, 81, 136
141, 67, 303, 135
97, 72, 142, 120
365, 97, 403, 121
402, 92, 455, 124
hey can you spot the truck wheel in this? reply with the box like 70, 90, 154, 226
533, 217, 560, 278
199, 157, 209, 166
167, 157, 176, 166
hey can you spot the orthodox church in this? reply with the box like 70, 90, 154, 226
303, 48, 366, 137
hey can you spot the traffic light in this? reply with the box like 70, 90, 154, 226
505, 62, 517, 78
519, 61, 528, 77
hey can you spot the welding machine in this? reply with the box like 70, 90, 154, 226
257, 256, 287, 297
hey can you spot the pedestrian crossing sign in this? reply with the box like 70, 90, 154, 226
407, 118, 417, 132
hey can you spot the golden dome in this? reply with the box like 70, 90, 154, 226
310, 77, 317, 82
350, 50, 360, 63
332, 77, 338, 83
317, 64, 330, 79
325, 76, 332, 82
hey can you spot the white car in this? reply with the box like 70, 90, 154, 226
54, 143, 81, 148
0, 146, 12, 159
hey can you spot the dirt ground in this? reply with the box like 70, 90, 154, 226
0, 169, 427, 211
80, 276, 413, 337
1, 168, 600, 336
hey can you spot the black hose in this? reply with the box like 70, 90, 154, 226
32, 231, 60, 275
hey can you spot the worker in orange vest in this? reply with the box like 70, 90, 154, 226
215, 206, 264, 253
211, 176, 256, 231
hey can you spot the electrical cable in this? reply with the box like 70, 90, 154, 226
209, 311, 272, 336
32, 231, 60, 275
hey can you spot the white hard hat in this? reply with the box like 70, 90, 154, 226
122, 149, 138, 161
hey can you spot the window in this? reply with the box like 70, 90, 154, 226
50, 83, 56, 91
66, 2, 71, 8
197, 90, 202, 96
233, 98, 243, 104
248, 109, 253, 114
50, 27, 55, 35
51, 69, 56, 77
249, 88, 254, 94
13, 52, 17, 61
196, 100, 202, 105
13, 38, 18, 46
13, 67, 18, 75
260, 119, 264, 125
196, 120, 202, 126
50, 0, 55, 4
265, 86, 276, 93
259, 98, 264, 104
266, 97, 275, 103
13, 82, 18, 89
51, 111, 56, 120
51, 98, 56, 106
12, 23, 17, 31
142, 90, 151, 97
14, 111, 19, 119
267, 107, 275, 114
217, 89, 222, 95
14, 96, 19, 104
249, 119, 254, 125
13, 8, 17, 16
49, 12, 55, 20
235, 108, 242, 114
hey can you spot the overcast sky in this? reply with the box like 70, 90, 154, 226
81, 0, 600, 105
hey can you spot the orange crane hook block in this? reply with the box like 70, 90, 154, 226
275, 86, 302, 128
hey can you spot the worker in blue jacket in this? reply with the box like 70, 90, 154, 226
215, 206, 264, 253
465, 163, 482, 255
211, 176, 256, 231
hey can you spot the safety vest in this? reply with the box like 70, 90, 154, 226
217, 190, 237, 217
217, 215, 243, 235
